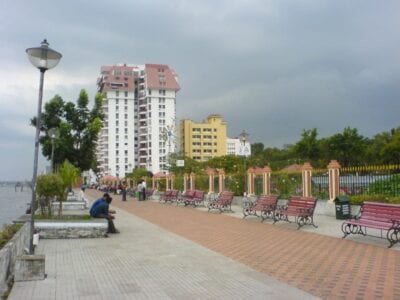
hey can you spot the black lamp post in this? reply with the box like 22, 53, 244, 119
239, 130, 250, 196
48, 127, 60, 172
26, 39, 62, 254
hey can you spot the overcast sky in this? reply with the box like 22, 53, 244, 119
0, 0, 399, 181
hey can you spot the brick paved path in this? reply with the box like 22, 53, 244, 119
87, 190, 400, 299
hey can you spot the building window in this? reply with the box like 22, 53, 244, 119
116, 91, 119, 97
124, 92, 128, 97
116, 113, 119, 119
148, 89, 152, 95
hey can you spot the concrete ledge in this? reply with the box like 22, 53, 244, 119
35, 220, 108, 239
0, 223, 30, 296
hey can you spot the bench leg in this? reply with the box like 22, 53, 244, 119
387, 227, 399, 248
341, 223, 366, 238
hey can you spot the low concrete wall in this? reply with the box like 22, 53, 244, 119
0, 223, 30, 296
35, 220, 108, 239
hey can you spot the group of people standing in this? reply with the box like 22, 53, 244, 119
137, 180, 146, 201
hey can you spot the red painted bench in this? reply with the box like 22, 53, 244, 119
160, 190, 178, 203
207, 191, 235, 213
176, 190, 195, 206
183, 190, 205, 207
273, 196, 318, 229
243, 195, 279, 222
342, 202, 400, 248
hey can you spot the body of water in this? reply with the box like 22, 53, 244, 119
0, 183, 31, 226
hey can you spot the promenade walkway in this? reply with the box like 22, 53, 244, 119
9, 191, 314, 300
10, 189, 400, 299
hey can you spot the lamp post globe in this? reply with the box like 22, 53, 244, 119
26, 39, 62, 254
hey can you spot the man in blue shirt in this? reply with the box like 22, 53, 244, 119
90, 193, 119, 234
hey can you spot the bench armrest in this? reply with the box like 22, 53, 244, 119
242, 200, 254, 209
390, 219, 400, 228
276, 204, 287, 211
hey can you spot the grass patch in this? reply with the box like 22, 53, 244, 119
0, 223, 23, 249
34, 214, 92, 220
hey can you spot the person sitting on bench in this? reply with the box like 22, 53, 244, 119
90, 193, 119, 234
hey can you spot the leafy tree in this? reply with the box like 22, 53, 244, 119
381, 128, 400, 164
324, 127, 368, 167
32, 90, 104, 171
168, 154, 202, 175
251, 143, 264, 157
365, 131, 392, 164
293, 128, 320, 163
127, 167, 152, 183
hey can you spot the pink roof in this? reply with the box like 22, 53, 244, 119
145, 64, 180, 91
99, 65, 136, 92
153, 171, 167, 178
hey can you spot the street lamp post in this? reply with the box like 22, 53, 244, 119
48, 127, 60, 172
26, 39, 62, 254
238, 130, 250, 196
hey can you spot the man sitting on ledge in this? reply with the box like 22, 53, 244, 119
90, 193, 119, 234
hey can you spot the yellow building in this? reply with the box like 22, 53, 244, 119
180, 114, 227, 161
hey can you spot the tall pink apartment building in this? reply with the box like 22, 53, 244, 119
97, 63, 180, 178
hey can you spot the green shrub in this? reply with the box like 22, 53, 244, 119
36, 173, 65, 218
349, 194, 400, 205
0, 223, 22, 249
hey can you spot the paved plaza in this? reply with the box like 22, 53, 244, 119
9, 190, 400, 299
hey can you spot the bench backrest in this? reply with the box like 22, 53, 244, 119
218, 191, 234, 205
194, 190, 204, 200
183, 190, 196, 198
288, 196, 317, 211
257, 194, 279, 206
360, 202, 400, 223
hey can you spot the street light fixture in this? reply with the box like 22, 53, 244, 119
26, 39, 62, 254
48, 127, 60, 172
238, 130, 250, 196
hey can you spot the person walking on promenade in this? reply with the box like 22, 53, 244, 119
121, 184, 127, 201
89, 193, 119, 233
137, 181, 143, 201
142, 180, 147, 201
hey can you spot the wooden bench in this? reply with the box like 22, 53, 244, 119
341, 201, 400, 248
176, 190, 195, 206
243, 195, 279, 222
146, 188, 154, 199
273, 196, 318, 229
207, 191, 235, 213
184, 190, 205, 207
160, 190, 178, 203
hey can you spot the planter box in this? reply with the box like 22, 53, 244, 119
35, 220, 108, 239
